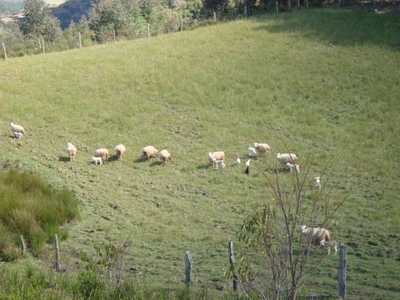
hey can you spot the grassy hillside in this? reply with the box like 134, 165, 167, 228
1, 8, 400, 299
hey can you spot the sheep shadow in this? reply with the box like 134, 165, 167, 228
59, 156, 71, 162
108, 155, 119, 163
133, 158, 144, 164
133, 158, 161, 167
197, 164, 213, 170
149, 161, 162, 167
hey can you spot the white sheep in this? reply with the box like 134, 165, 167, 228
276, 153, 298, 168
14, 132, 23, 139
254, 142, 270, 155
212, 159, 226, 168
320, 240, 339, 255
115, 144, 126, 160
208, 151, 225, 166
236, 157, 241, 164
248, 147, 257, 157
314, 176, 321, 189
300, 225, 331, 245
159, 149, 171, 166
141, 145, 158, 161
94, 148, 109, 163
92, 156, 103, 165
66, 142, 77, 161
10, 122, 26, 135
286, 162, 300, 173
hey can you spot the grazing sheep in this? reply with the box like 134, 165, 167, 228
248, 147, 257, 157
10, 122, 26, 135
314, 176, 321, 189
115, 144, 126, 160
320, 240, 339, 255
286, 162, 300, 173
159, 149, 171, 166
94, 148, 109, 163
300, 225, 331, 245
14, 132, 23, 139
92, 156, 102, 165
66, 142, 77, 161
276, 153, 298, 168
254, 143, 270, 155
208, 151, 225, 166
141, 146, 158, 161
236, 157, 241, 164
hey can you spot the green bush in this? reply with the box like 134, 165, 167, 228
0, 169, 79, 259
74, 270, 106, 299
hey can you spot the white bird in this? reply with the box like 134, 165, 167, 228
236, 157, 241, 164
245, 159, 250, 174
314, 176, 321, 189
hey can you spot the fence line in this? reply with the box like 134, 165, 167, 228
9, 234, 346, 297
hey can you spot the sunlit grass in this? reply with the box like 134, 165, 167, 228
0, 8, 399, 299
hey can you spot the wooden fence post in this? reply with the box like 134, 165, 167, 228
338, 244, 347, 298
2, 43, 7, 59
228, 237, 238, 291
213, 11, 217, 22
78, 32, 82, 48
54, 234, 60, 271
185, 251, 192, 288
276, 1, 279, 13
20, 235, 26, 255
147, 24, 151, 38
41, 37, 45, 53
113, 30, 116, 43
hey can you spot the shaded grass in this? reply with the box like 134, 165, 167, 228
0, 8, 399, 299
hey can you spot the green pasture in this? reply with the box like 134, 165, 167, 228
0, 8, 399, 299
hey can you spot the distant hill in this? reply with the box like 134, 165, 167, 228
0, 0, 87, 30
51, 0, 91, 29
0, 0, 22, 14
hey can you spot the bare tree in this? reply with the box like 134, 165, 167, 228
229, 156, 346, 299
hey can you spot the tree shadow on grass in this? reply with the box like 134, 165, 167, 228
253, 8, 400, 51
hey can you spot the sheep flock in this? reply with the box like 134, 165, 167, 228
6, 121, 337, 254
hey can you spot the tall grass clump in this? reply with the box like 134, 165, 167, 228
0, 169, 79, 259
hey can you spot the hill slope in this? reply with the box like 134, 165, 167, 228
1, 9, 400, 299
